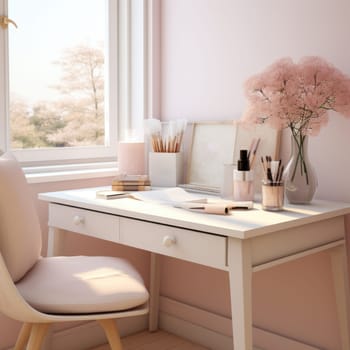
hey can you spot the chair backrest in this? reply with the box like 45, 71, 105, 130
0, 153, 42, 282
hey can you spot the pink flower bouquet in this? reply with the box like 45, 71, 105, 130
242, 56, 350, 136
242, 57, 350, 202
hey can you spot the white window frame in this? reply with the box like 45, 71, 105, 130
0, 0, 154, 170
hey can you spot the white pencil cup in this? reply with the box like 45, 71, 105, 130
149, 152, 183, 187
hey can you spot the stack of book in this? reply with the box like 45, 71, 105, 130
112, 174, 151, 191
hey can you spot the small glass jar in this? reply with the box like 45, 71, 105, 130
261, 181, 284, 211
233, 169, 254, 201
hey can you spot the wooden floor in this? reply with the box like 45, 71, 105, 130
91, 330, 208, 350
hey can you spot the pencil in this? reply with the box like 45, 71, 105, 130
249, 138, 260, 168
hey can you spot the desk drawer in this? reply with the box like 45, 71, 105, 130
120, 218, 226, 269
251, 216, 345, 267
49, 204, 119, 242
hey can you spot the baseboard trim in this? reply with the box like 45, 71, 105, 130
48, 315, 148, 350
253, 327, 324, 350
5, 297, 322, 350
50, 321, 105, 350
160, 312, 234, 350
159, 296, 322, 350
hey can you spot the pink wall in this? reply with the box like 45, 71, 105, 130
160, 0, 350, 349
2, 1, 350, 349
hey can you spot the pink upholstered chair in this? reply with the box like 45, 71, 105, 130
0, 152, 149, 350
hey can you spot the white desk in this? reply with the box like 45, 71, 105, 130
39, 187, 350, 350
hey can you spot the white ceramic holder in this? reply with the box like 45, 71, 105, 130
149, 152, 183, 187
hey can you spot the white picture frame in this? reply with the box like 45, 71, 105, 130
185, 121, 281, 192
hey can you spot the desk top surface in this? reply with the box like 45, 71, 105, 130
39, 187, 350, 239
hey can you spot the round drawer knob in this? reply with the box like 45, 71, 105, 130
73, 215, 84, 225
162, 235, 176, 247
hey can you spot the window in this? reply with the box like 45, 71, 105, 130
0, 0, 150, 167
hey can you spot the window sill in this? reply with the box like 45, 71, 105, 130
24, 162, 118, 184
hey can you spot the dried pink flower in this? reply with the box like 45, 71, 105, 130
242, 56, 350, 136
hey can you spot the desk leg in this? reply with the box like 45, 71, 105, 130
330, 245, 350, 350
149, 253, 160, 332
228, 237, 253, 350
47, 227, 66, 257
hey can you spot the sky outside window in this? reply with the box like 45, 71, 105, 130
8, 0, 107, 149
9, 0, 105, 103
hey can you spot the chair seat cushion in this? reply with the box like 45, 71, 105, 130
16, 256, 149, 314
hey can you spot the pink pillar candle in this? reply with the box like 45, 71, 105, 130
118, 142, 145, 175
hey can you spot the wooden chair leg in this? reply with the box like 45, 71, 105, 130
26, 323, 50, 350
14, 323, 32, 350
98, 319, 123, 350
